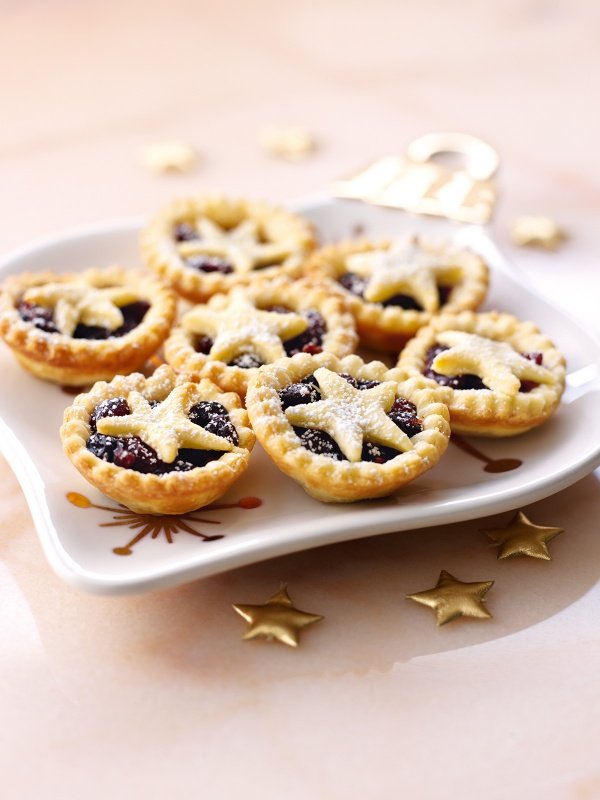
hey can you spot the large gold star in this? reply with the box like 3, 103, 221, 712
432, 331, 556, 395
233, 586, 323, 647
178, 217, 294, 273
23, 281, 139, 337
482, 510, 563, 560
345, 236, 451, 308
284, 367, 412, 462
406, 570, 494, 626
182, 290, 308, 364
96, 383, 236, 463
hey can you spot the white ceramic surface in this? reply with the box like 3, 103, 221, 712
0, 197, 598, 595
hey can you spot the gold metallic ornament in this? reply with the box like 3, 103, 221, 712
233, 586, 323, 647
140, 141, 199, 173
406, 570, 494, 626
483, 510, 563, 561
510, 216, 566, 250
332, 132, 499, 224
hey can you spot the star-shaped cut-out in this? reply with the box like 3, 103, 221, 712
140, 141, 199, 173
482, 510, 563, 560
23, 281, 139, 337
183, 290, 308, 364
96, 383, 236, 463
284, 367, 412, 462
510, 216, 566, 250
432, 331, 556, 395
406, 570, 494, 626
345, 236, 454, 308
233, 586, 323, 647
177, 217, 295, 273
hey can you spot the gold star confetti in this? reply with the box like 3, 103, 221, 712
233, 586, 323, 647
406, 570, 494, 626
432, 331, 556, 396
182, 289, 308, 364
23, 281, 138, 337
259, 125, 316, 161
284, 367, 412, 462
177, 217, 293, 273
140, 141, 200, 174
482, 510, 563, 561
96, 383, 236, 463
510, 216, 566, 250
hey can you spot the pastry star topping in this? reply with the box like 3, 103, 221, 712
183, 290, 308, 364
406, 570, 494, 626
177, 217, 295, 273
483, 510, 563, 560
432, 331, 556, 395
233, 586, 323, 647
345, 236, 453, 308
284, 367, 412, 462
23, 281, 139, 337
95, 383, 236, 463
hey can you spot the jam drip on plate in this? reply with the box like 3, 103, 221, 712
338, 272, 453, 310
279, 373, 423, 463
86, 397, 238, 473
424, 345, 543, 392
18, 300, 150, 339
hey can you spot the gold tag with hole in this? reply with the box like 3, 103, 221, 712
331, 132, 499, 224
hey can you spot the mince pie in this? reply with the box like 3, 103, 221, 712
245, 352, 450, 503
61, 365, 255, 515
164, 277, 357, 397
141, 195, 316, 303
398, 311, 566, 436
0, 266, 176, 386
304, 234, 488, 352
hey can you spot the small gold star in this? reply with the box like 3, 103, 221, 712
23, 281, 138, 337
233, 586, 323, 647
406, 570, 494, 626
182, 289, 308, 364
433, 331, 556, 396
96, 383, 236, 463
140, 141, 199, 173
510, 216, 566, 250
483, 510, 563, 560
178, 217, 293, 273
284, 367, 412, 462
345, 236, 444, 308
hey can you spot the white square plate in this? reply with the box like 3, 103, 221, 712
1, 197, 599, 594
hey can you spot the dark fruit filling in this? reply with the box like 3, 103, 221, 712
173, 222, 200, 242
424, 345, 544, 392
280, 373, 423, 463
229, 353, 264, 369
86, 398, 238, 473
194, 334, 214, 354
282, 310, 326, 356
185, 255, 234, 274
18, 299, 150, 339
438, 285, 453, 306
337, 272, 423, 310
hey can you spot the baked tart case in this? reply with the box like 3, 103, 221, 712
304, 234, 489, 352
398, 310, 566, 437
164, 276, 357, 397
60, 365, 255, 515
0, 265, 177, 386
246, 351, 450, 503
141, 195, 316, 303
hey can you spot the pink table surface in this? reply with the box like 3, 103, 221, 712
1, 1, 599, 797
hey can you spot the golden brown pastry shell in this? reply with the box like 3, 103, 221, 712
0, 266, 177, 386
246, 351, 450, 503
60, 366, 255, 515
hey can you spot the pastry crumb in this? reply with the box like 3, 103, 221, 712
140, 141, 200, 174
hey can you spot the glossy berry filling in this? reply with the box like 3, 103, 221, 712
86, 397, 238, 473
185, 255, 234, 275
18, 299, 150, 339
280, 373, 423, 463
424, 345, 544, 392
173, 222, 200, 242
338, 273, 454, 311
